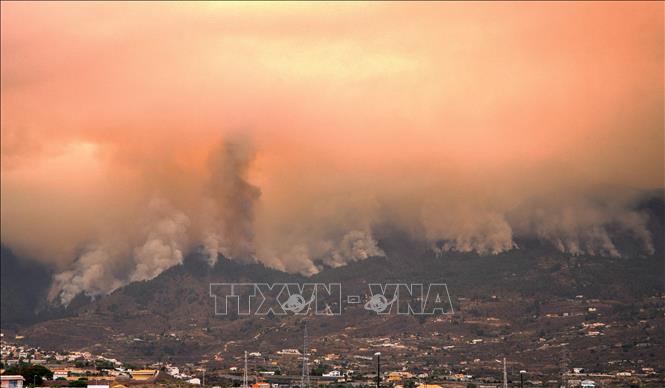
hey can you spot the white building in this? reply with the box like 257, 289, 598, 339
277, 349, 301, 355
166, 366, 180, 376
1, 376, 25, 388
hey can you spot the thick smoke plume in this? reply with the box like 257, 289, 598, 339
423, 202, 515, 256
203, 136, 261, 265
49, 198, 190, 305
510, 194, 656, 258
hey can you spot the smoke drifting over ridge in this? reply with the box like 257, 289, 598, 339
0, 2, 663, 304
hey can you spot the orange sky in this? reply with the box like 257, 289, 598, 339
0, 2, 663, 299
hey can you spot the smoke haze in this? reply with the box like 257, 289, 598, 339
0, 2, 662, 304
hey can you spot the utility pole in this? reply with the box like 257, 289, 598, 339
202, 369, 206, 388
375, 352, 381, 388
503, 358, 507, 388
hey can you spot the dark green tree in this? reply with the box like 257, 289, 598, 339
3, 365, 53, 385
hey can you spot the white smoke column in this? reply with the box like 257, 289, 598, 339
202, 231, 224, 266
130, 198, 190, 282
48, 243, 129, 306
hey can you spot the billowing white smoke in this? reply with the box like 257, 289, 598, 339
258, 230, 385, 276
273, 244, 320, 276
419, 192, 655, 258
421, 199, 515, 256
47, 185, 657, 305
48, 243, 128, 307
130, 198, 190, 281
48, 137, 382, 303
45, 137, 657, 305
49, 198, 189, 305
324, 230, 385, 267
202, 230, 224, 267
512, 197, 655, 258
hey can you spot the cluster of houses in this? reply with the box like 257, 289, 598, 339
0, 337, 164, 388
1, 332, 660, 388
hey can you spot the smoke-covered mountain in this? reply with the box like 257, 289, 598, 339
0, 191, 663, 367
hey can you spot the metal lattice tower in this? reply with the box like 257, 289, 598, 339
503, 357, 508, 388
301, 324, 310, 388
243, 351, 248, 388
559, 348, 570, 388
